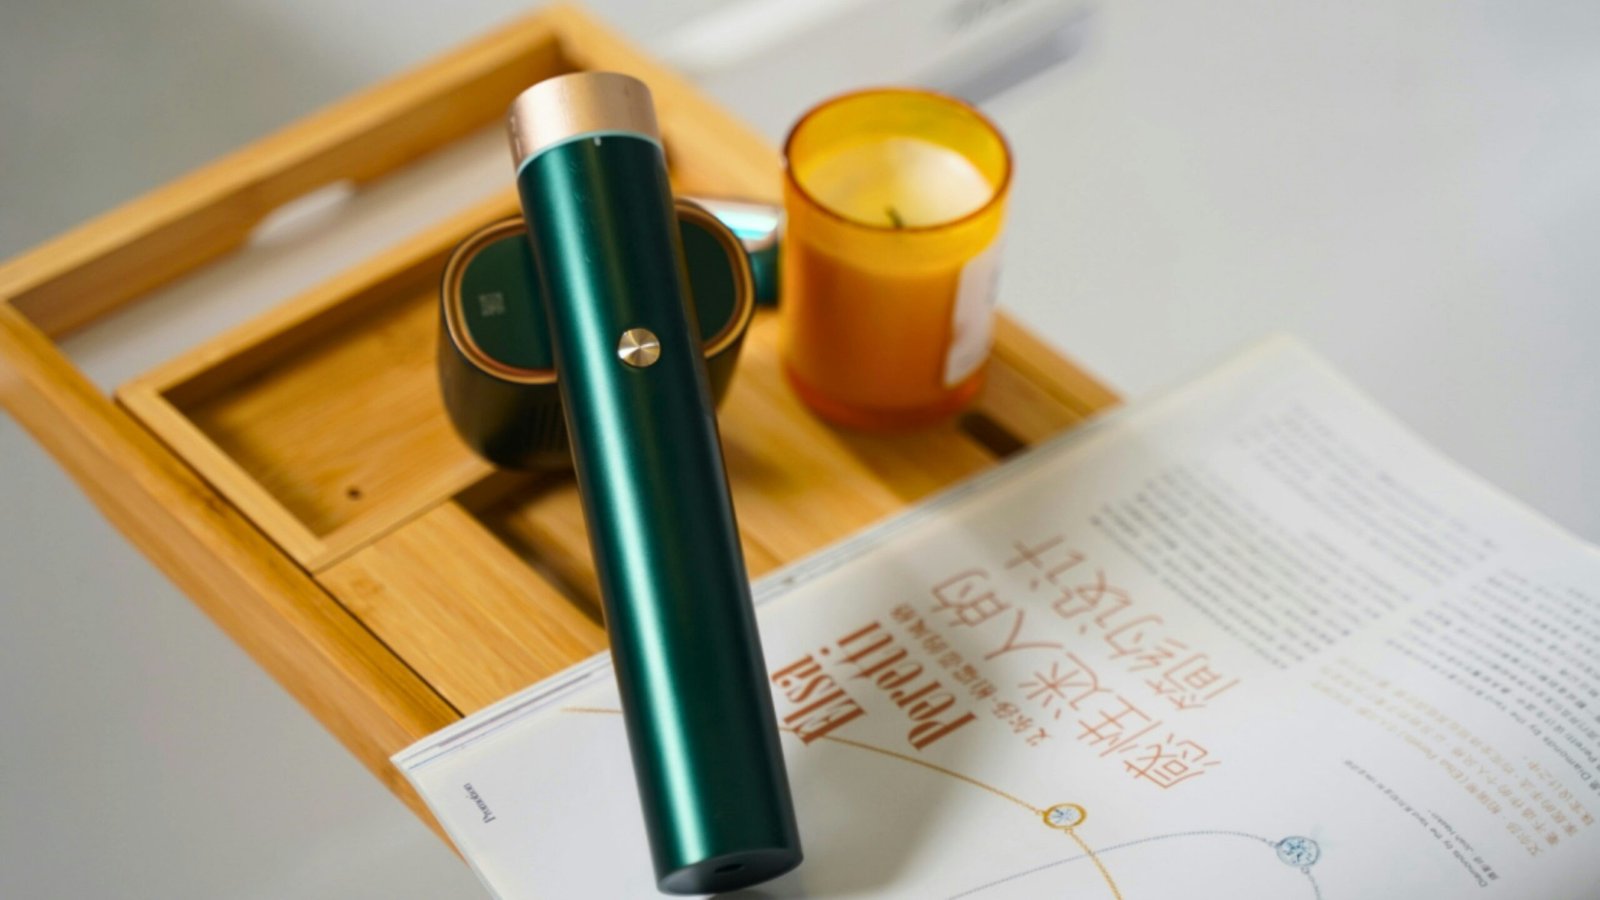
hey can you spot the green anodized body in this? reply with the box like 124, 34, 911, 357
509, 73, 801, 894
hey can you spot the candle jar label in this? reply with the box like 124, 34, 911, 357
944, 236, 1004, 387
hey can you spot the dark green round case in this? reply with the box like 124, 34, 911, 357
438, 200, 753, 469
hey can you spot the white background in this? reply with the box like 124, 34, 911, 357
2, 1, 1597, 897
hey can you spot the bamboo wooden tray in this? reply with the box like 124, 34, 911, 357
0, 5, 1116, 841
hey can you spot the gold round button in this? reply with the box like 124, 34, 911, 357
617, 327, 662, 368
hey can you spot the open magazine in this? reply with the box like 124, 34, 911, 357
395, 338, 1599, 898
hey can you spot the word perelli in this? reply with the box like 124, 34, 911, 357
839, 620, 976, 750
772, 648, 867, 745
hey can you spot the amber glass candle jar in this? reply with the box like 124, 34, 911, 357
781, 88, 1012, 430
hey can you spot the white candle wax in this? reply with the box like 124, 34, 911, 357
799, 137, 995, 229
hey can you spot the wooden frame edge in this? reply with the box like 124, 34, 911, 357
992, 313, 1120, 415
0, 11, 570, 338
113, 381, 329, 563
0, 301, 461, 839
542, 4, 781, 202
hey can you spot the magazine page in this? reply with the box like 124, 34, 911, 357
396, 338, 1599, 898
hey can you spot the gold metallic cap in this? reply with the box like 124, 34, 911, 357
507, 71, 661, 168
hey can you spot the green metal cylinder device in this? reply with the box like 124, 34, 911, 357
508, 72, 801, 893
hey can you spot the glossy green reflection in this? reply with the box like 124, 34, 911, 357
516, 132, 801, 894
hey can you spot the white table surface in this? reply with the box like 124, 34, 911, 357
3, 1, 1596, 897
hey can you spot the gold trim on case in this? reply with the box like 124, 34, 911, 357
441, 216, 558, 386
